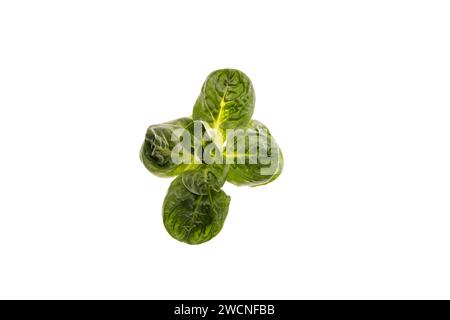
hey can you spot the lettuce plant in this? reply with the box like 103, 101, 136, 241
140, 69, 283, 244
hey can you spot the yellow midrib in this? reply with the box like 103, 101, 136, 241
213, 86, 228, 130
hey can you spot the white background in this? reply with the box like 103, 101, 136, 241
0, 1, 449, 299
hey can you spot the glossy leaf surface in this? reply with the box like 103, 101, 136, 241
140, 117, 193, 177
226, 120, 284, 187
193, 69, 255, 130
181, 164, 229, 195
163, 176, 230, 244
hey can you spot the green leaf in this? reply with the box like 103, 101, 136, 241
140, 117, 195, 177
225, 120, 284, 187
192, 69, 255, 130
163, 176, 231, 244
181, 164, 230, 195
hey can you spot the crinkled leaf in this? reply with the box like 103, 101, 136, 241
182, 164, 230, 195
163, 176, 230, 244
225, 120, 284, 187
140, 117, 194, 177
193, 69, 255, 130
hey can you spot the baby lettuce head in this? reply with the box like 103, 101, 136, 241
141, 69, 283, 244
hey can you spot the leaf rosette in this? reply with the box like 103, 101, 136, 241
141, 69, 283, 244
